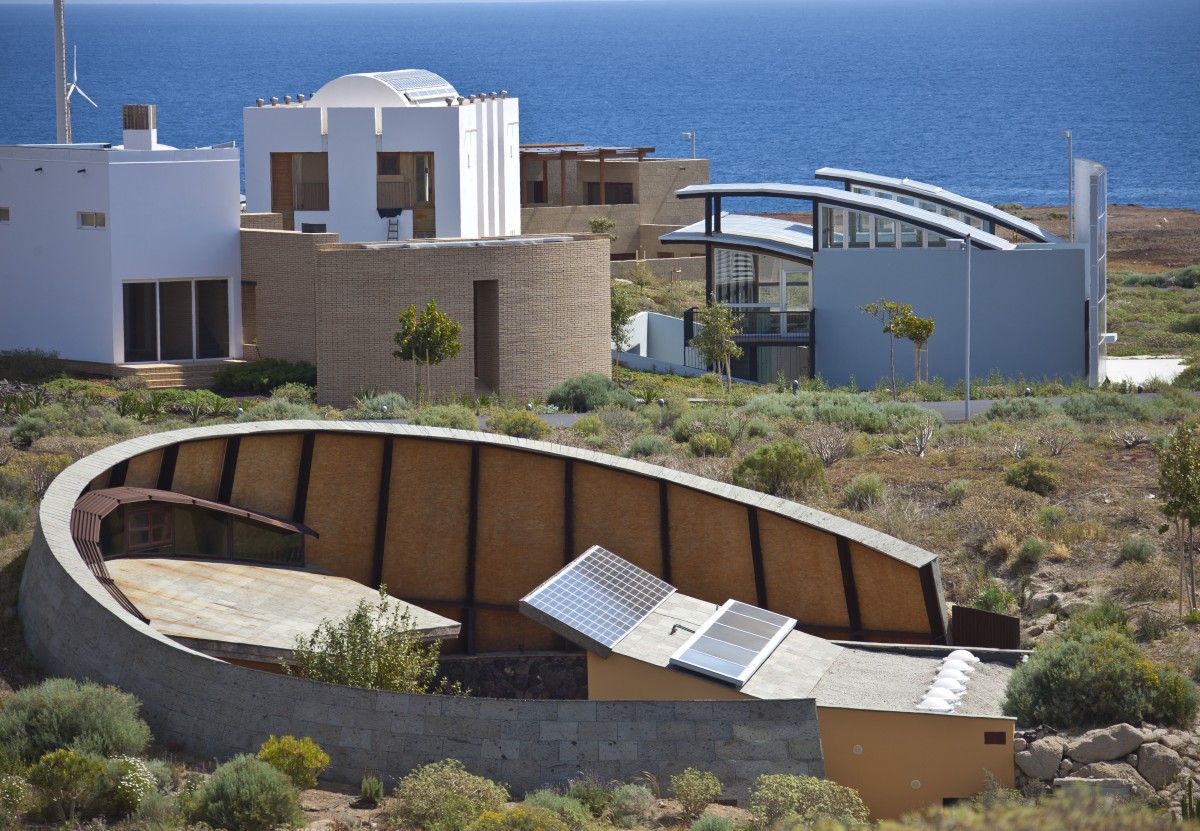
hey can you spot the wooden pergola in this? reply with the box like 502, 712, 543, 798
519, 144, 654, 207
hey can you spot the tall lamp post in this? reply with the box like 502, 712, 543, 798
1060, 130, 1074, 242
681, 131, 696, 159
948, 236, 972, 420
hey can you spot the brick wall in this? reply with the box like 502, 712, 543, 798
240, 213, 284, 231
241, 229, 339, 364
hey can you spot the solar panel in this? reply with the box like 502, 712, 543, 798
669, 599, 796, 688
519, 546, 675, 656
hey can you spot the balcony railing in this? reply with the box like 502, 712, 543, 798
292, 181, 329, 212
377, 180, 414, 211
729, 307, 812, 345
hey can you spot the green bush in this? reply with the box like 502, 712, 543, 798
11, 403, 138, 446
522, 790, 591, 831
670, 768, 722, 822
970, 576, 1015, 614
1015, 536, 1046, 565
0, 774, 31, 829
609, 783, 654, 828
687, 431, 732, 457
360, 774, 384, 806
27, 749, 103, 822
748, 773, 869, 827
94, 755, 156, 819
236, 398, 319, 422
1118, 535, 1156, 563
287, 587, 461, 694
386, 759, 509, 831
944, 479, 970, 505
0, 678, 152, 766
257, 735, 330, 790
409, 404, 479, 430
689, 815, 732, 831
468, 806, 570, 831
212, 359, 317, 394
567, 773, 613, 818
733, 440, 825, 499
143, 758, 178, 793
353, 391, 412, 418
626, 434, 671, 457
546, 372, 630, 413
0, 499, 32, 538
1002, 626, 1199, 728
189, 754, 302, 831
984, 397, 1052, 421
488, 409, 548, 439
1036, 505, 1067, 533
270, 382, 316, 404
1065, 596, 1129, 636
842, 472, 885, 511
173, 389, 232, 423
1062, 391, 1150, 424
0, 349, 64, 383
1003, 457, 1060, 496
874, 790, 1172, 829
571, 415, 605, 437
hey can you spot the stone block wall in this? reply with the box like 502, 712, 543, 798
21, 430, 824, 797
240, 229, 338, 364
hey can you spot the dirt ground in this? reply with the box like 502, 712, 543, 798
763, 205, 1200, 272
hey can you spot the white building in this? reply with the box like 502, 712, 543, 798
0, 105, 242, 366
243, 70, 521, 243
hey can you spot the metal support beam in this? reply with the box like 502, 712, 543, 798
747, 507, 767, 609
156, 444, 178, 491
216, 436, 240, 504
836, 535, 863, 640
371, 437, 394, 589
293, 432, 315, 523
465, 444, 481, 653
658, 481, 672, 583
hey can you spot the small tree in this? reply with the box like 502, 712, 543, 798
691, 297, 743, 392
1158, 423, 1200, 615
859, 298, 913, 400
588, 216, 618, 242
894, 310, 935, 383
611, 283, 638, 376
286, 586, 464, 694
393, 300, 462, 403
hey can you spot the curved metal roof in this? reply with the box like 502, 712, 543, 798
674, 183, 1015, 250
312, 70, 460, 108
661, 214, 814, 263
814, 167, 1059, 243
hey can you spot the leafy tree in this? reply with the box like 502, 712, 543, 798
611, 282, 638, 375
1158, 422, 1200, 615
588, 216, 618, 242
286, 586, 464, 694
393, 300, 462, 404
691, 296, 744, 392
894, 311, 935, 383
859, 298, 913, 400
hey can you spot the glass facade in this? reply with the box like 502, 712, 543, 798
820, 184, 993, 248
102, 503, 304, 567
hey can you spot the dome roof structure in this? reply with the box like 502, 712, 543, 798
311, 69, 460, 108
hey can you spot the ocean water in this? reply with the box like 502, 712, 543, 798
1, 0, 1198, 210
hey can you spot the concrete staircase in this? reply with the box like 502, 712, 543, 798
64, 359, 246, 390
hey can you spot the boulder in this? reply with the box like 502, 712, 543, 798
1027, 592, 1059, 615
1069, 723, 1144, 763
1014, 737, 1028, 752
1016, 735, 1067, 780
1059, 598, 1091, 617
1162, 734, 1187, 752
1138, 742, 1185, 789
1073, 762, 1153, 795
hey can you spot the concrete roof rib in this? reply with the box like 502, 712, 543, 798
814, 167, 1060, 243
674, 183, 1016, 250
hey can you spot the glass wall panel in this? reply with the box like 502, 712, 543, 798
926, 233, 947, 248
123, 283, 157, 362
849, 211, 871, 248
967, 216, 985, 230
195, 280, 229, 359
158, 281, 193, 361
875, 215, 896, 247
714, 249, 755, 304
900, 223, 923, 248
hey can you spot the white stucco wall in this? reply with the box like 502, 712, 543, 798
0, 144, 241, 364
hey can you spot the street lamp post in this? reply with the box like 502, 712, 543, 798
1060, 130, 1074, 242
681, 131, 696, 159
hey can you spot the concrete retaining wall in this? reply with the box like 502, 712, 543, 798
20, 423, 824, 796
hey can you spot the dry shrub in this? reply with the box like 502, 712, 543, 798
1112, 557, 1175, 601
954, 482, 1039, 553
668, 454, 734, 484
29, 435, 114, 462
984, 530, 1018, 561
1047, 542, 1071, 562
10, 452, 71, 499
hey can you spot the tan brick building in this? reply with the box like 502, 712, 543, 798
241, 218, 611, 406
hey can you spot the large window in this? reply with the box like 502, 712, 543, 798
585, 181, 634, 205
122, 279, 230, 363
126, 506, 173, 554
377, 152, 435, 209
270, 152, 328, 229
713, 250, 811, 341
103, 503, 304, 566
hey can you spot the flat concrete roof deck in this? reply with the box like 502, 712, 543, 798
106, 558, 460, 664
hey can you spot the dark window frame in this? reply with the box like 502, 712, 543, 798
125, 505, 173, 553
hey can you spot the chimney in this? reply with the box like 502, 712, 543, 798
122, 104, 157, 150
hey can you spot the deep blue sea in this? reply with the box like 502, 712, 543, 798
2, 0, 1199, 209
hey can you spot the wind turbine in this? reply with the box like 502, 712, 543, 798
54, 0, 96, 144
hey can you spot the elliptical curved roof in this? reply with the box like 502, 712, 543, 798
661, 214, 814, 263
674, 183, 1015, 250
814, 167, 1059, 243
312, 70, 459, 108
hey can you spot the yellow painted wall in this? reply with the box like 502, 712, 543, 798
817, 706, 1014, 820
586, 652, 747, 701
